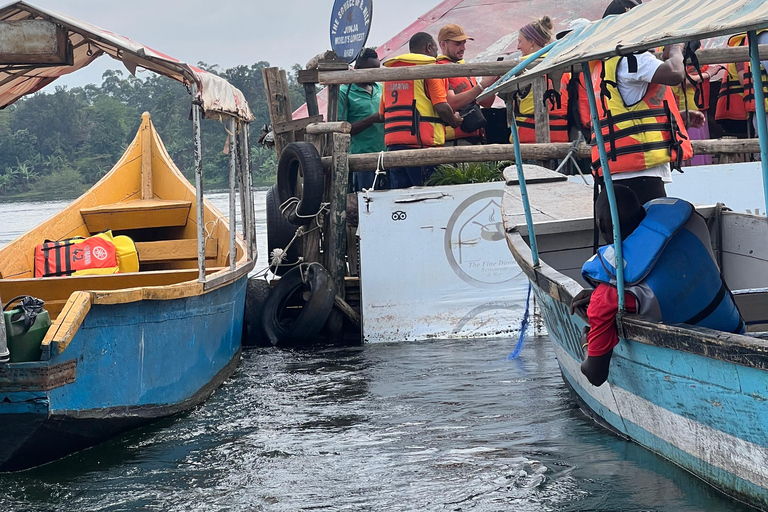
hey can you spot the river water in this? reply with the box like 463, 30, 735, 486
0, 193, 755, 511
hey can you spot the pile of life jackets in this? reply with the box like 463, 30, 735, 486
34, 231, 138, 278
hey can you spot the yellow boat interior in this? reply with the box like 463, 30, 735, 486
0, 113, 245, 326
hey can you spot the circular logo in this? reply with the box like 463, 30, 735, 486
444, 190, 519, 289
92, 246, 109, 261
391, 210, 407, 221
330, 0, 373, 62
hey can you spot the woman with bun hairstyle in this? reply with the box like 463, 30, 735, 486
511, 16, 570, 143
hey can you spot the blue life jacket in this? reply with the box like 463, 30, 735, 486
582, 198, 744, 334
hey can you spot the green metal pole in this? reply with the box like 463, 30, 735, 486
581, 62, 625, 311
747, 31, 768, 215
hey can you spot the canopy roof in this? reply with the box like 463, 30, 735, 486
294, 0, 610, 118
486, 0, 768, 97
0, 1, 254, 121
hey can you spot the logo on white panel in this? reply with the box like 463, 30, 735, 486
444, 190, 519, 288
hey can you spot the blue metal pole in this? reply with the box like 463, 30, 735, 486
748, 31, 768, 214
510, 114, 540, 267
581, 62, 626, 311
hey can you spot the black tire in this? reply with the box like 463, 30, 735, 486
242, 276, 272, 347
266, 184, 300, 276
276, 142, 325, 226
262, 263, 336, 347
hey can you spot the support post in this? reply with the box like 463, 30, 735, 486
748, 31, 768, 214
191, 83, 206, 283
262, 67, 295, 156
324, 132, 351, 340
532, 76, 551, 144
304, 83, 319, 117
582, 62, 625, 311
228, 117, 237, 271
325, 84, 340, 156
510, 115, 540, 268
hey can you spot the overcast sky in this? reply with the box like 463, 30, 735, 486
29, 0, 439, 90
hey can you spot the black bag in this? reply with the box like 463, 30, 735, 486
458, 101, 487, 133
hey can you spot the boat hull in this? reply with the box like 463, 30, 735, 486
532, 283, 768, 511
0, 275, 246, 472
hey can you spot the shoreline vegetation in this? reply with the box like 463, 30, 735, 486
0, 62, 308, 202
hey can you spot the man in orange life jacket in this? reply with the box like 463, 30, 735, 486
591, 0, 704, 205
379, 32, 463, 189
436, 24, 499, 146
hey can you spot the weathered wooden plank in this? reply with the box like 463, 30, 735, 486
306, 121, 352, 135
532, 76, 551, 144
141, 114, 153, 199
304, 83, 320, 117
262, 67, 295, 156
273, 115, 324, 135
41, 291, 91, 356
0, 20, 70, 64
334, 295, 361, 327
135, 239, 217, 263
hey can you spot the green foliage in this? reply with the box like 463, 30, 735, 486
0, 60, 305, 200
425, 161, 509, 186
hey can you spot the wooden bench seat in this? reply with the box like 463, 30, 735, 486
135, 239, 217, 263
80, 199, 192, 233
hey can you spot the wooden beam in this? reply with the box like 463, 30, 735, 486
306, 121, 352, 134
141, 112, 153, 200
273, 115, 323, 134
262, 67, 295, 156
532, 76, 551, 144
304, 83, 320, 117
135, 239, 218, 263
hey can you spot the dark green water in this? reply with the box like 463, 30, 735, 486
0, 195, 756, 511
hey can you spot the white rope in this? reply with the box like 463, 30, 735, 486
362, 151, 387, 203
204, 219, 218, 240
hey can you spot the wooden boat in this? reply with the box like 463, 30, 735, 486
491, 0, 768, 508
0, 113, 254, 471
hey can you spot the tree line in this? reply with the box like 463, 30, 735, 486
0, 61, 307, 200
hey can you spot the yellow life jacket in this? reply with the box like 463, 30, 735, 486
590, 55, 693, 176
510, 74, 570, 143
740, 31, 768, 113
382, 53, 445, 147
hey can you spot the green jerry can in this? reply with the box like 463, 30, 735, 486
3, 296, 51, 363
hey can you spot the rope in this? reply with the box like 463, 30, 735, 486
507, 282, 532, 360
267, 201, 328, 276
363, 151, 387, 204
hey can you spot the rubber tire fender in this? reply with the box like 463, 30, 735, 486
266, 184, 300, 276
262, 263, 336, 347
276, 142, 325, 226
242, 276, 272, 347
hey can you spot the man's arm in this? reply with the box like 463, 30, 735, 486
446, 77, 500, 110
579, 284, 625, 387
435, 102, 463, 127
652, 44, 686, 86
426, 78, 462, 127
350, 112, 383, 136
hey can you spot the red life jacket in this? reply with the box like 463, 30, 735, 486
35, 233, 119, 278
382, 54, 445, 148
436, 56, 482, 141
742, 32, 768, 113
590, 56, 694, 177
715, 35, 749, 122
511, 74, 570, 143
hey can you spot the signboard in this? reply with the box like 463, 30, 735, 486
330, 0, 373, 63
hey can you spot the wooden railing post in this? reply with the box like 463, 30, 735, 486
262, 67, 295, 156
532, 75, 551, 144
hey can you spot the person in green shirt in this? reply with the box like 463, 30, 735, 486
338, 48, 385, 191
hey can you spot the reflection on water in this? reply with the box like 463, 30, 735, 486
0, 194, 756, 511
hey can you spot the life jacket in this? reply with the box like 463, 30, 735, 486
565, 69, 593, 138
436, 55, 482, 141
715, 35, 749, 121
582, 198, 744, 334
34, 231, 139, 278
741, 31, 768, 113
510, 74, 570, 143
672, 64, 709, 112
590, 55, 694, 176
382, 53, 445, 147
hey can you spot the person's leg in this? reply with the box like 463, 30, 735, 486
618, 176, 666, 205
405, 166, 424, 187
389, 167, 413, 189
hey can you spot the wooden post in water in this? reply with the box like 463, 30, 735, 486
324, 132, 351, 341
263, 67, 295, 156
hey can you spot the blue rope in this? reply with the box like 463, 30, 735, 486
508, 282, 532, 360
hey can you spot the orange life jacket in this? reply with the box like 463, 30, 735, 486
34, 231, 138, 278
382, 54, 445, 147
715, 35, 749, 121
436, 56, 482, 141
590, 55, 694, 176
742, 32, 768, 113
510, 74, 570, 143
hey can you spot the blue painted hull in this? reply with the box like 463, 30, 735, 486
0, 276, 247, 471
531, 284, 768, 510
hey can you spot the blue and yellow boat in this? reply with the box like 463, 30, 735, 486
0, 2, 257, 471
